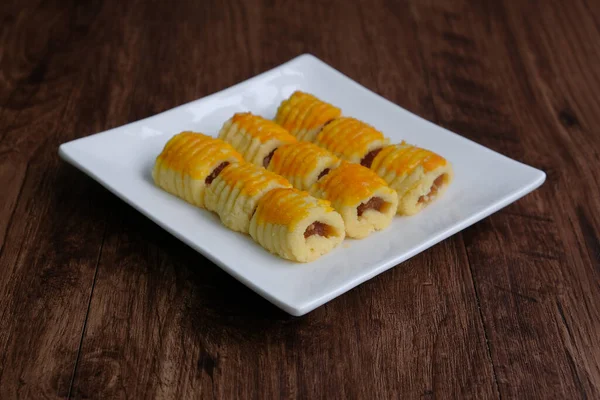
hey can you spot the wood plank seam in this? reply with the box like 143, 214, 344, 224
555, 300, 588, 399
582, 0, 600, 34
576, 207, 600, 285
0, 162, 28, 256
497, 1, 600, 393
66, 18, 154, 372
67, 223, 106, 400
0, 164, 35, 329
67, 15, 166, 393
462, 234, 502, 400
408, 5, 502, 397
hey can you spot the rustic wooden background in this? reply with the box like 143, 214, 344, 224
1, 0, 599, 398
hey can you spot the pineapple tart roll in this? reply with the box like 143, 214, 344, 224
314, 117, 389, 168
275, 91, 342, 142
370, 142, 453, 216
152, 132, 243, 208
267, 142, 341, 191
205, 162, 291, 234
310, 162, 398, 239
249, 188, 345, 263
218, 112, 297, 168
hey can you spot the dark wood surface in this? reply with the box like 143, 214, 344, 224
1, 0, 599, 398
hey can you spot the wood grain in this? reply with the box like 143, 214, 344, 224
0, 2, 109, 398
0, 0, 598, 398
68, 1, 497, 399
411, 0, 600, 397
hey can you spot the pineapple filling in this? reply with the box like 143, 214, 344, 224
360, 148, 382, 168
263, 148, 277, 168
304, 221, 332, 238
317, 168, 331, 180
357, 196, 385, 217
205, 162, 229, 185
418, 174, 447, 204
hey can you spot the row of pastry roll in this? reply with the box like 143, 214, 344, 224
152, 131, 345, 262
274, 91, 454, 216
219, 113, 398, 239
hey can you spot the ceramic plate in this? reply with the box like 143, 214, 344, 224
58, 54, 545, 316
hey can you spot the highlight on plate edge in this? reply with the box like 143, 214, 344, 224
153, 91, 454, 263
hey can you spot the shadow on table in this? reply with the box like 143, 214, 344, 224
56, 162, 322, 349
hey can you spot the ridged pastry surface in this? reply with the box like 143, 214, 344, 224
314, 117, 389, 164
219, 112, 297, 167
310, 162, 391, 206
371, 143, 453, 215
371, 142, 448, 176
310, 162, 398, 238
249, 187, 345, 262
205, 162, 291, 233
152, 132, 243, 208
275, 91, 342, 142
267, 142, 340, 191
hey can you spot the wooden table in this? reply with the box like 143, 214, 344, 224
1, 0, 599, 398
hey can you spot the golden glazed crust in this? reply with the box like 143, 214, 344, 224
205, 162, 291, 233
249, 188, 345, 262
267, 142, 341, 191
152, 132, 243, 208
153, 132, 345, 262
309, 162, 398, 239
219, 112, 297, 167
275, 91, 342, 142
370, 143, 453, 215
276, 91, 454, 217
314, 117, 389, 164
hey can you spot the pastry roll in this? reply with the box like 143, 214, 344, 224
275, 91, 342, 142
310, 162, 398, 239
219, 112, 297, 168
205, 162, 291, 234
152, 132, 243, 208
267, 142, 341, 191
370, 142, 453, 215
314, 117, 389, 168
249, 188, 345, 262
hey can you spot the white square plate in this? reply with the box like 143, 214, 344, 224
59, 54, 545, 316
